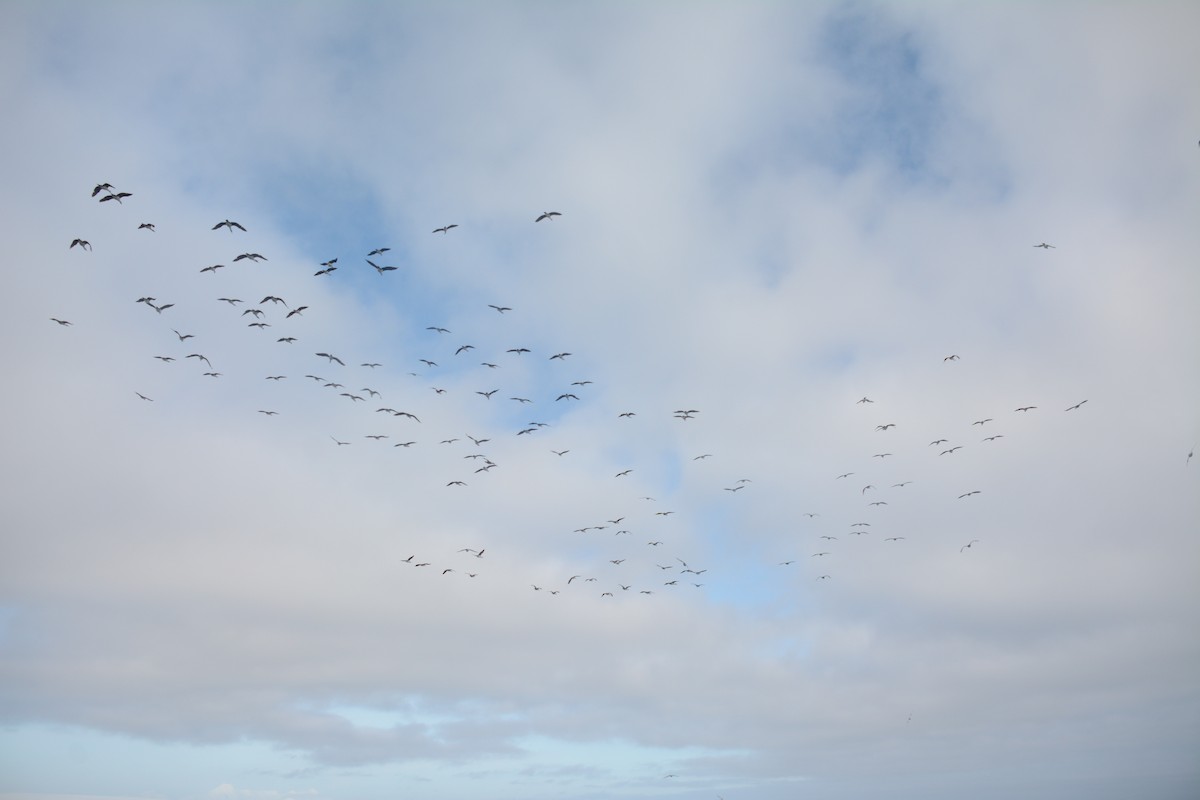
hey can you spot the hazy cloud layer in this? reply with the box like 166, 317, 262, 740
1, 3, 1197, 800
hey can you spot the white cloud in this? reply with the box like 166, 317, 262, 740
0, 2, 1197, 800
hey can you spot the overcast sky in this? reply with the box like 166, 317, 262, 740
1, 2, 1198, 800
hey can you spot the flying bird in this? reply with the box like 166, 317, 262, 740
535, 211, 562, 222
138, 223, 155, 231
212, 219, 247, 232
1033, 242, 1056, 249
944, 354, 960, 361
1065, 400, 1088, 411
367, 247, 390, 256
489, 304, 512, 313
960, 540, 980, 552
50, 317, 72, 326
98, 191, 132, 203
69, 238, 91, 250
367, 259, 397, 274
91, 183, 114, 197
233, 253, 267, 262
432, 224, 458, 234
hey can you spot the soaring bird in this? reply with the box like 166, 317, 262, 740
549, 352, 571, 360
944, 354, 960, 361
857, 396, 874, 404
316, 352, 345, 366
875, 423, 896, 431
1065, 400, 1088, 411
367, 247, 390, 256
233, 253, 266, 262
98, 192, 132, 203
50, 317, 72, 326
138, 223, 155, 231
958, 490, 981, 498
135, 392, 153, 402
200, 264, 224, 274
1015, 406, 1037, 412
212, 219, 247, 232
217, 298, 242, 305
535, 211, 562, 222
432, 224, 458, 234
972, 418, 993, 426
187, 354, 212, 368
367, 259, 397, 274
489, 304, 512, 313
960, 540, 980, 552
1033, 242, 1055, 249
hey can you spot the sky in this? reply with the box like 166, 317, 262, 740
1, 2, 1198, 799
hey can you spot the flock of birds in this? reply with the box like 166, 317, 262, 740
49, 181, 1113, 602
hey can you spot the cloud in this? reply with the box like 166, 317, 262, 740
0, 2, 1197, 800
